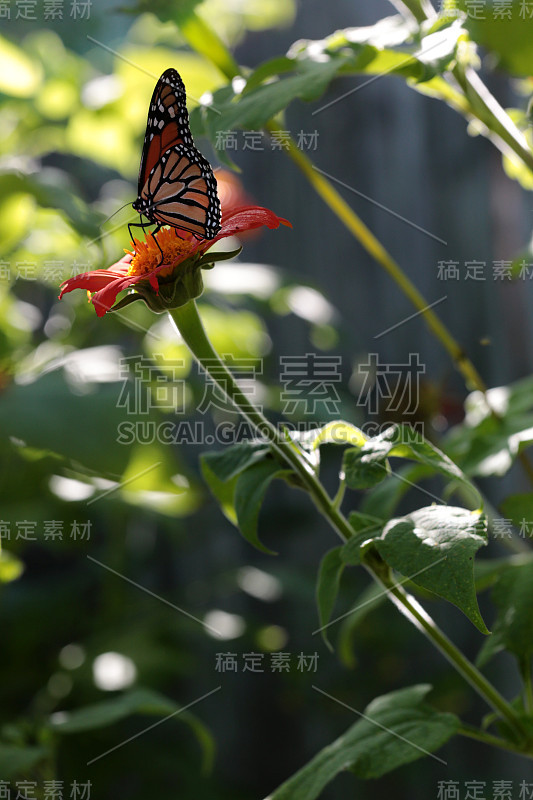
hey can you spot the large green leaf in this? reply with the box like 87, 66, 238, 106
50, 687, 215, 770
267, 685, 459, 798
477, 562, 533, 668
193, 58, 344, 153
375, 506, 489, 633
316, 547, 345, 651
234, 459, 291, 553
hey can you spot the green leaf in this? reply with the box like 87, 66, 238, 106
234, 459, 291, 554
195, 58, 344, 148
197, 245, 243, 268
316, 547, 345, 651
458, 1, 533, 76
200, 458, 238, 525
374, 506, 489, 633
445, 378, 533, 478
192, 17, 463, 158
268, 685, 459, 798
0, 745, 49, 779
50, 687, 215, 771
343, 444, 391, 489
345, 425, 481, 506
201, 441, 271, 483
477, 562, 533, 668
243, 56, 296, 94
289, 15, 464, 81
304, 420, 367, 450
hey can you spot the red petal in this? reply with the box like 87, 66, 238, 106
199, 205, 291, 252
221, 205, 291, 235
91, 263, 167, 317
58, 255, 132, 300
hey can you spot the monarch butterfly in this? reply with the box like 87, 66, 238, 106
131, 68, 221, 247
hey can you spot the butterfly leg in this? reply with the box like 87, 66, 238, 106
149, 225, 164, 267
127, 221, 149, 250
128, 220, 166, 267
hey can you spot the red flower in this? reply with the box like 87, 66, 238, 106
59, 206, 291, 317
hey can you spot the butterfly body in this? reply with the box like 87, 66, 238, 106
132, 68, 221, 240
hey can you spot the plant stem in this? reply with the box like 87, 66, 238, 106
265, 120, 487, 394
169, 299, 529, 744
458, 723, 530, 755
451, 65, 533, 174
332, 478, 346, 511
369, 561, 528, 741
168, 302, 346, 538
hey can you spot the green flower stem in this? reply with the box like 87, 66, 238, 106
169, 299, 529, 744
168, 302, 347, 537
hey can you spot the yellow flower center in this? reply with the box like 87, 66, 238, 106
126, 227, 196, 279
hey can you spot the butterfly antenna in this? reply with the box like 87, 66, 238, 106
99, 200, 133, 228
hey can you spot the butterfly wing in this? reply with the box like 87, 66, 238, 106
144, 143, 221, 239
134, 69, 221, 239
137, 68, 193, 199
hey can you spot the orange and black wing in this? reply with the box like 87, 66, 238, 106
137, 68, 193, 197
143, 143, 221, 239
